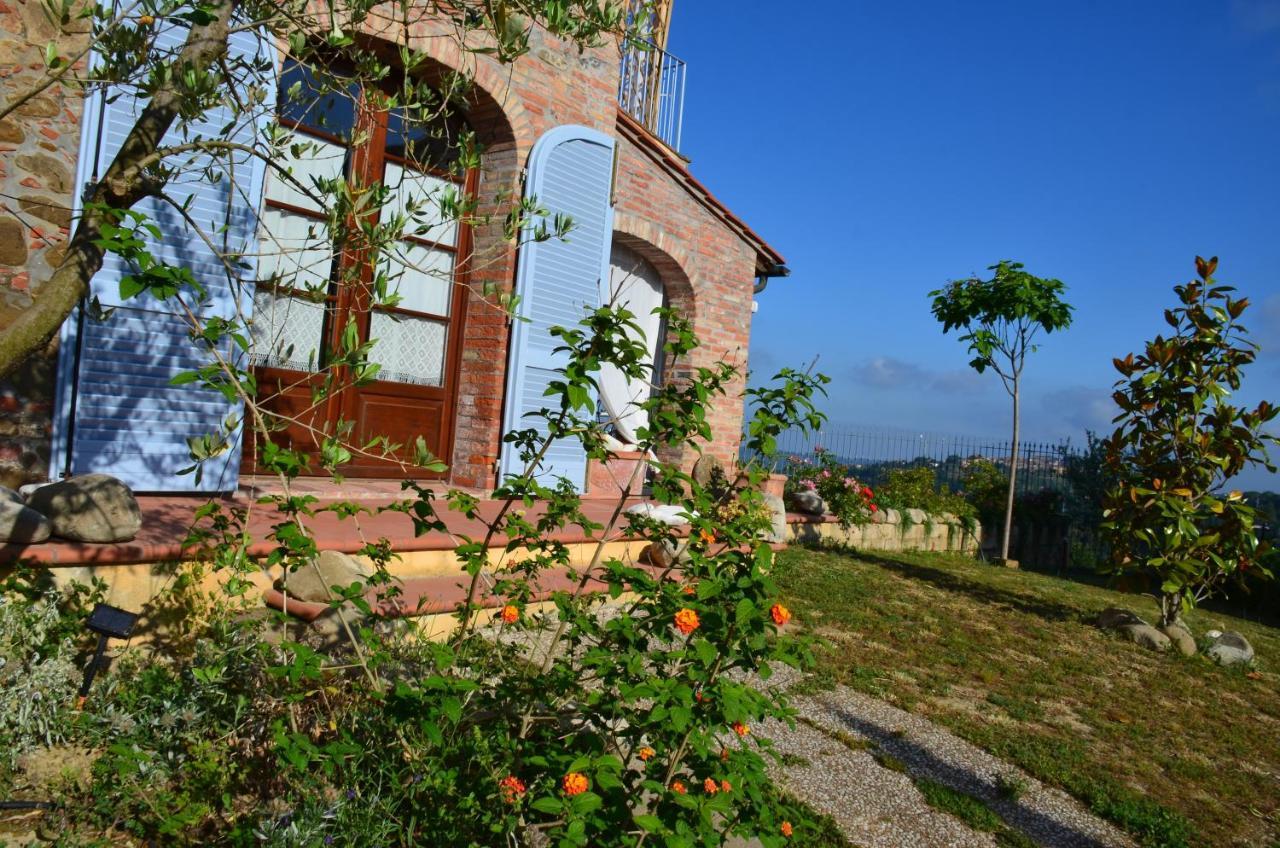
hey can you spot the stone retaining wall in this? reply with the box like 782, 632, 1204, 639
788, 508, 981, 555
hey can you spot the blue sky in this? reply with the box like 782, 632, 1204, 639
667, 0, 1280, 490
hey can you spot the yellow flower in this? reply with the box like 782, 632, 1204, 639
638, 746, 655, 762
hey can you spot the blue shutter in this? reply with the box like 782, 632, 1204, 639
52, 24, 272, 492
500, 126, 616, 488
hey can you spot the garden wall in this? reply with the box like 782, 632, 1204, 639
787, 508, 980, 555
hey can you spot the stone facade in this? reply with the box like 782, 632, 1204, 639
0, 0, 87, 487
0, 5, 780, 492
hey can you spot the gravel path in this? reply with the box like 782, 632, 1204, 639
757, 664, 1136, 848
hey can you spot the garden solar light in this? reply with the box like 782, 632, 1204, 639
76, 603, 139, 708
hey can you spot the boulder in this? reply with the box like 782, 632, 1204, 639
25, 474, 141, 542
1120, 623, 1171, 652
904, 508, 929, 525
0, 499, 51, 543
1096, 607, 1146, 630
1205, 631, 1254, 667
1158, 622, 1197, 657
692, 455, 728, 490
761, 493, 788, 544
625, 503, 692, 526
787, 490, 826, 516
280, 550, 373, 603
643, 538, 687, 569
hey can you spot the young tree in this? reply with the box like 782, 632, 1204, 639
1101, 257, 1277, 628
930, 261, 1074, 561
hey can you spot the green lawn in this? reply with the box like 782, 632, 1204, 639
773, 545, 1280, 848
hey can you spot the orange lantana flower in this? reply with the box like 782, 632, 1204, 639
674, 608, 700, 635
671, 780, 687, 794
781, 820, 794, 838
770, 603, 792, 627
637, 746, 656, 762
698, 529, 715, 545
732, 722, 750, 737
682, 584, 696, 596
703, 777, 719, 794
499, 775, 526, 803
720, 779, 732, 792
562, 772, 589, 796
500, 604, 519, 624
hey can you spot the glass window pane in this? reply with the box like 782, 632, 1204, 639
258, 206, 334, 293
385, 105, 468, 169
367, 313, 447, 386
383, 161, 458, 247
250, 288, 327, 372
377, 240, 453, 316
265, 137, 347, 213
278, 60, 359, 139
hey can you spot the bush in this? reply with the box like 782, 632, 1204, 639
783, 446, 877, 527
875, 466, 975, 520
5, 308, 832, 847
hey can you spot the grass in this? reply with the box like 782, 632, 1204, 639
773, 545, 1280, 848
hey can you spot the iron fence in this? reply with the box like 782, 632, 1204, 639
741, 423, 1108, 572
742, 424, 1083, 495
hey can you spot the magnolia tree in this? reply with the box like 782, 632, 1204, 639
1101, 257, 1278, 628
930, 261, 1073, 561
0, 1, 838, 844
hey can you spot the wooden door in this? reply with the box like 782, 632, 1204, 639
244, 61, 470, 478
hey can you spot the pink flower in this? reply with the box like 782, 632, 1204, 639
843, 477, 857, 488
802, 480, 816, 491
820, 469, 831, 479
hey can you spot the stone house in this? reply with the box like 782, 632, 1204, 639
0, 0, 785, 496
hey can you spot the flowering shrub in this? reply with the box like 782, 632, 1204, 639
783, 446, 877, 527
1, 305, 835, 847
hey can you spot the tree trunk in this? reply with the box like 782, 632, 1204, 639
1001, 380, 1020, 560
0, 0, 235, 380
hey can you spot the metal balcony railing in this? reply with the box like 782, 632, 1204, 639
618, 40, 686, 152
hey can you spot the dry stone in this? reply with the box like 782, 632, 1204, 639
787, 490, 826, 516
1158, 622, 1197, 657
1205, 631, 1254, 667
19, 195, 72, 228
761, 492, 788, 543
0, 118, 23, 144
1096, 607, 1145, 630
26, 473, 142, 542
0, 216, 28, 265
1121, 623, 1171, 652
15, 153, 72, 192
0, 499, 51, 543
280, 550, 372, 603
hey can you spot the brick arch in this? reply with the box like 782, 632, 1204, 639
610, 213, 695, 322
353, 16, 533, 159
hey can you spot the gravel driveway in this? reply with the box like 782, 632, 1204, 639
755, 664, 1136, 848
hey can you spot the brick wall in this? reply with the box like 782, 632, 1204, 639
0, 0, 86, 487
0, 6, 773, 492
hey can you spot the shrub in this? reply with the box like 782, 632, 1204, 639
783, 446, 877, 527
7, 308, 832, 848
874, 466, 976, 520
